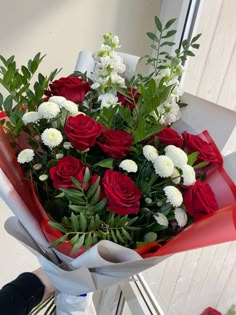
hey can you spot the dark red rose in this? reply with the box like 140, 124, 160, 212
97, 129, 133, 159
182, 131, 223, 165
201, 307, 222, 315
64, 114, 104, 151
45, 76, 90, 103
102, 169, 142, 215
50, 156, 88, 189
151, 126, 183, 148
184, 179, 218, 220
117, 87, 140, 110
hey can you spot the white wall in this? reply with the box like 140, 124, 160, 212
0, 0, 161, 77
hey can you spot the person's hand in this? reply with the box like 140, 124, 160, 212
32, 268, 55, 301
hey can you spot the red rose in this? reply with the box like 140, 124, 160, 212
201, 307, 222, 315
117, 87, 140, 110
102, 169, 142, 215
184, 179, 218, 220
97, 129, 133, 159
182, 131, 223, 165
151, 126, 183, 147
64, 114, 104, 151
50, 156, 88, 189
45, 76, 90, 103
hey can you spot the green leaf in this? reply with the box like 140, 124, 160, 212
48, 221, 68, 234
187, 151, 199, 166
88, 216, 95, 231
71, 234, 85, 255
79, 212, 87, 232
121, 228, 132, 241
110, 229, 118, 243
193, 161, 209, 169
85, 234, 93, 250
0, 93, 3, 108
87, 176, 100, 199
154, 16, 162, 32
71, 213, 79, 232
191, 33, 202, 43
70, 177, 82, 190
69, 205, 87, 212
69, 234, 79, 245
164, 18, 176, 29
162, 30, 177, 38
147, 32, 158, 42
116, 229, 126, 244
49, 234, 68, 248
21, 65, 31, 79
95, 158, 114, 168
93, 197, 107, 212
82, 167, 91, 188
186, 51, 195, 57
192, 43, 200, 49
3, 95, 13, 114
160, 41, 175, 47
90, 186, 101, 205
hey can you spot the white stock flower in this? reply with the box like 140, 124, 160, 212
38, 102, 60, 119
181, 164, 196, 186
156, 68, 171, 81
119, 159, 138, 173
171, 168, 181, 184
49, 96, 66, 107
98, 93, 118, 108
154, 213, 169, 227
61, 100, 78, 115
143, 145, 158, 162
22, 111, 41, 125
17, 149, 34, 164
165, 145, 188, 168
110, 72, 125, 86
158, 99, 181, 124
163, 186, 183, 207
39, 174, 48, 181
174, 207, 188, 227
153, 155, 174, 178
41, 128, 63, 148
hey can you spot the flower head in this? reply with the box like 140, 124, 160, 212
181, 164, 196, 186
164, 186, 183, 207
98, 93, 118, 108
60, 100, 78, 115
143, 145, 158, 162
165, 145, 188, 168
119, 159, 138, 173
154, 213, 169, 227
39, 174, 48, 181
153, 155, 174, 178
174, 207, 188, 227
49, 96, 66, 106
22, 111, 41, 125
38, 102, 60, 119
17, 149, 34, 164
171, 168, 181, 184
41, 128, 63, 148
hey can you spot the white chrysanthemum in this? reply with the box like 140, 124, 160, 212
153, 155, 174, 178
17, 149, 34, 164
143, 145, 158, 162
174, 207, 188, 227
49, 96, 66, 107
181, 164, 196, 186
61, 100, 78, 115
165, 145, 188, 168
171, 168, 181, 184
22, 111, 41, 125
119, 159, 138, 173
164, 186, 183, 207
41, 128, 63, 148
98, 93, 118, 108
39, 174, 48, 181
154, 213, 169, 227
38, 102, 60, 119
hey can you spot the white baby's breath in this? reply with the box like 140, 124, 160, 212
164, 186, 183, 207
143, 145, 158, 162
171, 168, 181, 184
22, 111, 41, 125
49, 96, 66, 107
153, 155, 174, 178
174, 207, 188, 227
41, 128, 63, 148
38, 102, 60, 119
181, 164, 196, 186
17, 149, 34, 164
165, 145, 188, 168
119, 159, 138, 173
154, 213, 169, 227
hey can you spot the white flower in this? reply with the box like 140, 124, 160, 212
143, 145, 158, 162
98, 93, 118, 108
181, 164, 196, 186
119, 159, 138, 173
145, 197, 152, 204
171, 168, 181, 184
110, 72, 125, 86
49, 96, 66, 107
63, 142, 72, 149
174, 207, 188, 227
158, 99, 181, 124
17, 149, 34, 164
91, 82, 100, 90
153, 155, 174, 178
33, 163, 42, 170
60, 100, 78, 115
22, 111, 41, 125
154, 213, 169, 227
56, 153, 64, 160
39, 174, 48, 181
38, 102, 60, 119
41, 128, 63, 148
156, 68, 171, 81
165, 145, 188, 168
164, 186, 183, 207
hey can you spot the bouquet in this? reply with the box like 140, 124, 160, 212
0, 16, 236, 314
